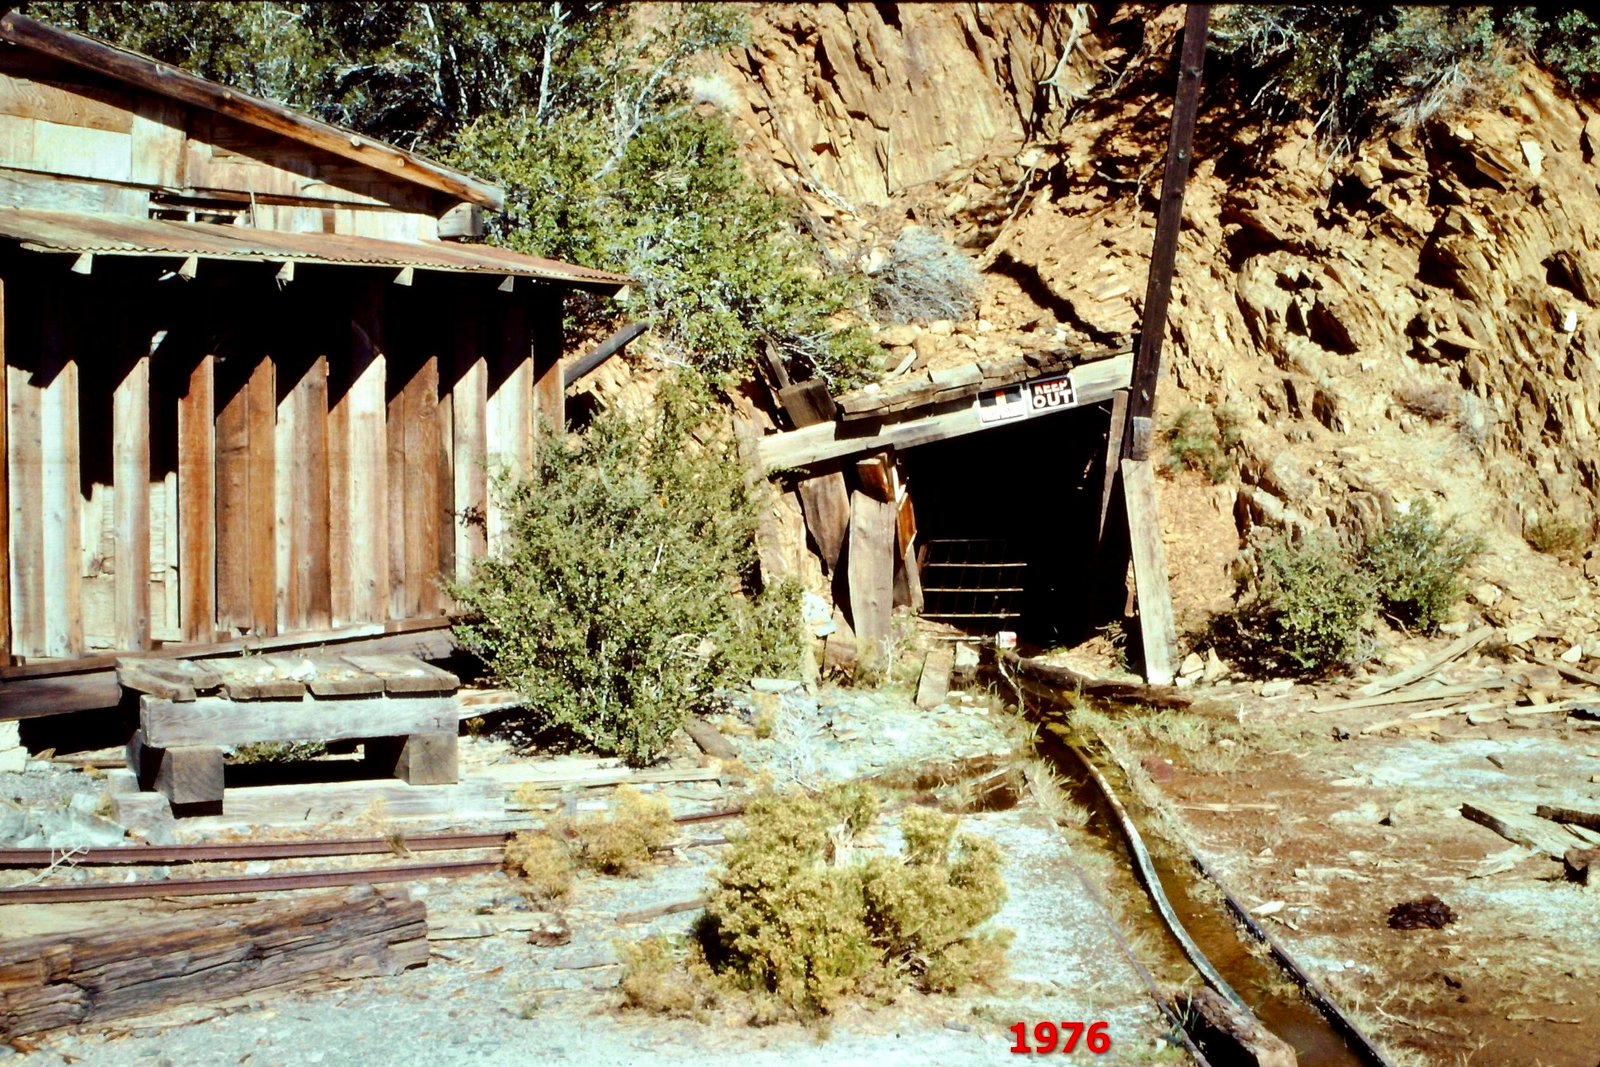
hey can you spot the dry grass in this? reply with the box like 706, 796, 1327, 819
503, 830, 575, 901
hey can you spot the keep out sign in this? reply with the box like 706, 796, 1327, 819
1030, 374, 1076, 411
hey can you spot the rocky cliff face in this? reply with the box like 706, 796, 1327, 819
714, 3, 1600, 642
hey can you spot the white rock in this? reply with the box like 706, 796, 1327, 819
1505, 623, 1540, 646
1260, 679, 1296, 698
0, 748, 25, 774
752, 678, 803, 693
1561, 644, 1584, 664
1203, 648, 1229, 684
1179, 652, 1205, 678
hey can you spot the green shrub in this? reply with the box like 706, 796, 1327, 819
449, 378, 801, 765
1210, 7, 1594, 150
1361, 505, 1482, 631
617, 785, 1010, 1020
1237, 533, 1376, 674
228, 741, 328, 764
1525, 517, 1586, 560
1161, 405, 1244, 483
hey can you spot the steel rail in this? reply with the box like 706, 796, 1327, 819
0, 831, 513, 868
0, 859, 501, 904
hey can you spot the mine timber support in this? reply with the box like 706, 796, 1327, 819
1102, 4, 1210, 685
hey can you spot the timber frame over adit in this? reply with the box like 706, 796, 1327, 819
0, 15, 629, 717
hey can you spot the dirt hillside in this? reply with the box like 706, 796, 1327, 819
716, 3, 1600, 648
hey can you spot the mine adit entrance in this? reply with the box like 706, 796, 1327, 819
897, 398, 1117, 645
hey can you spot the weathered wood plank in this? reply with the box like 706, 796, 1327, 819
0, 887, 427, 1040
290, 354, 330, 631
448, 300, 488, 583
915, 647, 953, 710
1463, 801, 1588, 859
5, 328, 43, 658
140, 692, 457, 748
760, 352, 1133, 470
1357, 627, 1495, 698
340, 653, 459, 694
112, 338, 151, 651
1098, 388, 1129, 543
777, 379, 836, 427
245, 354, 276, 636
796, 471, 850, 573
484, 295, 531, 550
39, 294, 81, 656
341, 282, 388, 623
847, 487, 895, 667
1122, 458, 1178, 686
176, 351, 215, 643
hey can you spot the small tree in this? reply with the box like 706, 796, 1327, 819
1235, 533, 1376, 674
449, 379, 799, 765
1362, 504, 1482, 631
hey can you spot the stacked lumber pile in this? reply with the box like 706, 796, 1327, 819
0, 887, 426, 1039
1462, 801, 1600, 885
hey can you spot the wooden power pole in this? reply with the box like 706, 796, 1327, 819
1114, 4, 1210, 686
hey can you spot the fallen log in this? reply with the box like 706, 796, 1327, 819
0, 887, 426, 1039
1174, 988, 1298, 1067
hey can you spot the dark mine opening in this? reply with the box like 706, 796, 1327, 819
899, 402, 1115, 644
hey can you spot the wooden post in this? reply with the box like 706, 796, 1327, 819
1098, 389, 1130, 544
1114, 5, 1208, 681
6, 308, 42, 659
1123, 458, 1178, 686
176, 351, 215, 643
112, 329, 151, 651
848, 453, 896, 668
1124, 4, 1210, 456
275, 353, 331, 633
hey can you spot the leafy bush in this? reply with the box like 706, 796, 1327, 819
1361, 504, 1483, 630
1235, 534, 1376, 674
619, 785, 1010, 1021
1525, 517, 1586, 559
869, 228, 982, 324
1211, 7, 1599, 149
228, 741, 328, 764
449, 379, 801, 765
1161, 405, 1245, 483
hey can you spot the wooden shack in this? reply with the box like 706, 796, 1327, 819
0, 15, 629, 716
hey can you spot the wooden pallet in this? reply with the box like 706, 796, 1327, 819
117, 653, 461, 813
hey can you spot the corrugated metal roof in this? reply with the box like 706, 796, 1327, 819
0, 208, 632, 291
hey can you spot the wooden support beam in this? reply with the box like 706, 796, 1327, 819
138, 693, 457, 749
388, 348, 442, 620
176, 352, 215, 642
112, 333, 152, 651
245, 354, 277, 635
847, 477, 895, 669
128, 730, 224, 807
1122, 458, 1178, 686
563, 320, 648, 387
1124, 5, 1209, 459
760, 352, 1133, 470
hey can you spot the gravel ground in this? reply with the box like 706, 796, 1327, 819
2, 680, 1182, 1066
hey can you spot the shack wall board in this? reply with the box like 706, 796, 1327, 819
1, 256, 556, 667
